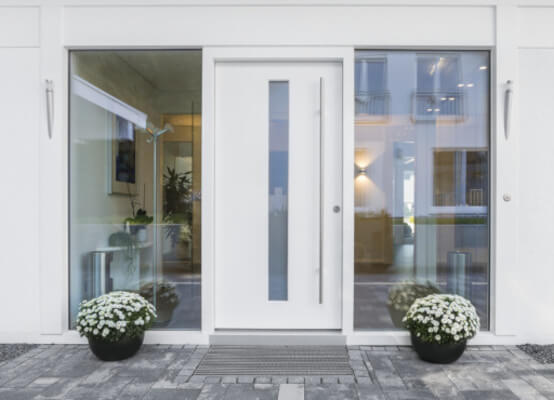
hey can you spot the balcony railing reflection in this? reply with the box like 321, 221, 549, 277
412, 91, 464, 122
355, 91, 390, 123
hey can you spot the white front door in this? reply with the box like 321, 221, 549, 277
214, 60, 342, 330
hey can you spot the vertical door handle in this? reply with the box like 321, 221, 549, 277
504, 80, 513, 140
45, 79, 54, 139
318, 77, 324, 304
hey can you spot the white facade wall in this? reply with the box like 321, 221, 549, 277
0, 0, 553, 344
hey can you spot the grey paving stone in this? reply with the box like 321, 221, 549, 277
221, 376, 237, 384
272, 376, 288, 384
178, 382, 204, 390
237, 375, 255, 384
118, 377, 155, 400
321, 376, 338, 384
337, 375, 355, 384
143, 388, 202, 400
373, 371, 406, 391
255, 384, 275, 390
204, 376, 222, 384
188, 375, 208, 384
255, 376, 272, 384
356, 383, 385, 400
277, 384, 303, 400
223, 383, 278, 400
501, 378, 550, 400
33, 377, 83, 399
356, 376, 373, 385
460, 390, 520, 400
521, 374, 554, 398
305, 384, 358, 400
420, 370, 465, 399
304, 376, 322, 385
152, 369, 182, 388
287, 376, 304, 384
197, 383, 228, 400
0, 388, 43, 400
383, 389, 438, 399
29, 377, 59, 387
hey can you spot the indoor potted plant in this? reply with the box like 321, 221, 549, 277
76, 291, 156, 361
124, 208, 153, 241
387, 281, 440, 328
403, 294, 480, 364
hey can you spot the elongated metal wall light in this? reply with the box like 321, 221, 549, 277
45, 79, 54, 139
504, 80, 513, 140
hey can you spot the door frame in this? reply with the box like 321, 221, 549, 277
202, 47, 355, 336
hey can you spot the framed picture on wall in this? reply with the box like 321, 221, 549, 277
108, 114, 137, 195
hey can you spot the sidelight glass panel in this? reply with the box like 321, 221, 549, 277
354, 51, 490, 330
69, 50, 202, 329
268, 81, 289, 301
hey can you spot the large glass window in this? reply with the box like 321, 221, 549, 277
69, 50, 202, 329
354, 50, 490, 330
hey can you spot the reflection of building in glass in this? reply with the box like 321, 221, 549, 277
354, 51, 490, 330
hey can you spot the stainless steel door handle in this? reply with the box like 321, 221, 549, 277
45, 79, 54, 139
504, 80, 513, 140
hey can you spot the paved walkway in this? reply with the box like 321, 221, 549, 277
1, 344, 553, 399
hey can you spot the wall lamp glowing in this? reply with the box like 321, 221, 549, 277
355, 164, 368, 177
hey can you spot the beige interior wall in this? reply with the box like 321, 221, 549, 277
161, 114, 202, 271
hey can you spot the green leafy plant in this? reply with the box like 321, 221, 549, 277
163, 167, 193, 246
76, 291, 156, 342
124, 208, 153, 226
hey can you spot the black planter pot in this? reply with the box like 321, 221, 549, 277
411, 333, 466, 364
88, 333, 144, 361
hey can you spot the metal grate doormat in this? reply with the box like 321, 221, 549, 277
194, 345, 353, 376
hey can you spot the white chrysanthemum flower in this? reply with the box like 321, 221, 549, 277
75, 291, 156, 341
403, 294, 479, 345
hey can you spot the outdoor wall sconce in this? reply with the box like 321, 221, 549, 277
355, 164, 368, 177
354, 148, 370, 178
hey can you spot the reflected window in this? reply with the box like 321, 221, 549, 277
355, 56, 389, 118
354, 50, 490, 331
433, 150, 488, 207
415, 54, 463, 120
69, 50, 202, 330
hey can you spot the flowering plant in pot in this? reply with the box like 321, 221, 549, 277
403, 294, 479, 364
387, 281, 440, 328
76, 291, 156, 361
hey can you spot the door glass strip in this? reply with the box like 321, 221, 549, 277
268, 81, 289, 301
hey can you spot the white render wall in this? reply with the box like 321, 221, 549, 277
0, 0, 552, 344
